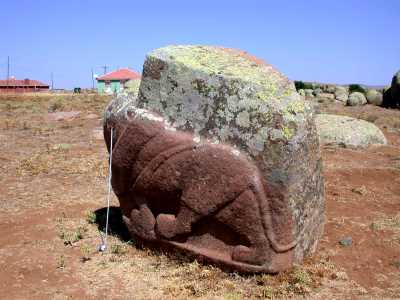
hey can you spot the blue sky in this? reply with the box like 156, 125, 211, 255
1, 0, 399, 89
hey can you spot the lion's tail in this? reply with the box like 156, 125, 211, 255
249, 176, 298, 253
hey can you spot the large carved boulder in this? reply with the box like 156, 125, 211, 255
104, 45, 325, 273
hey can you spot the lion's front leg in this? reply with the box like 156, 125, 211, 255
155, 206, 200, 239
123, 197, 156, 240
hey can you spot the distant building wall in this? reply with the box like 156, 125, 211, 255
110, 81, 121, 94
97, 81, 106, 94
97, 80, 122, 94
0, 86, 49, 93
0, 79, 50, 93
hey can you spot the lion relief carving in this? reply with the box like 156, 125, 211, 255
104, 107, 297, 273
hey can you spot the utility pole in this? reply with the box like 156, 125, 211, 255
91, 68, 95, 90
101, 65, 108, 75
7, 56, 10, 87
7, 56, 10, 79
51, 72, 54, 90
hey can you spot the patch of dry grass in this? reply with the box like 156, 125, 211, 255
374, 115, 400, 129
371, 214, 400, 231
17, 154, 50, 176
53, 213, 349, 299
56, 215, 88, 245
17, 146, 107, 178
370, 214, 400, 245
0, 93, 111, 115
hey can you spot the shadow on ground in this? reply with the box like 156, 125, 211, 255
94, 206, 131, 242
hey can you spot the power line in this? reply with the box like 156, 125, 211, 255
101, 65, 108, 75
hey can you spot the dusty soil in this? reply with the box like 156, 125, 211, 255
0, 94, 399, 299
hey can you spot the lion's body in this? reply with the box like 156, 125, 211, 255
105, 114, 296, 272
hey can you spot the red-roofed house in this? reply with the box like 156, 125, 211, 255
0, 78, 49, 93
96, 68, 141, 94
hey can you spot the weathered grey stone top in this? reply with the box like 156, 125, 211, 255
148, 45, 291, 100
138, 45, 313, 158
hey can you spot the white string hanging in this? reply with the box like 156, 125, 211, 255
99, 127, 114, 252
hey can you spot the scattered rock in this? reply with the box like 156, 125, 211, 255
85, 113, 99, 120
106, 45, 325, 272
334, 86, 348, 103
318, 93, 335, 100
326, 85, 336, 93
347, 92, 367, 106
366, 89, 383, 106
48, 111, 81, 121
351, 186, 368, 195
304, 89, 314, 98
313, 88, 323, 97
298, 89, 305, 96
339, 237, 352, 247
315, 114, 387, 148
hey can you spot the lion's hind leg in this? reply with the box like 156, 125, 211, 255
216, 188, 271, 266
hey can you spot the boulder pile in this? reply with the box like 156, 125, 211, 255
298, 70, 400, 109
297, 82, 384, 107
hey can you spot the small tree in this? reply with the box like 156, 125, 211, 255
294, 81, 313, 91
348, 84, 366, 95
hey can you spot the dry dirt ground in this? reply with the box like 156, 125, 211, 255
0, 93, 399, 299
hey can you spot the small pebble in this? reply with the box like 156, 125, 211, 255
339, 236, 352, 247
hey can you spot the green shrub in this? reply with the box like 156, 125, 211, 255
59, 226, 86, 245
48, 99, 65, 112
294, 81, 313, 91
348, 84, 366, 95
80, 244, 92, 262
57, 255, 66, 269
110, 243, 127, 255
85, 210, 97, 224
